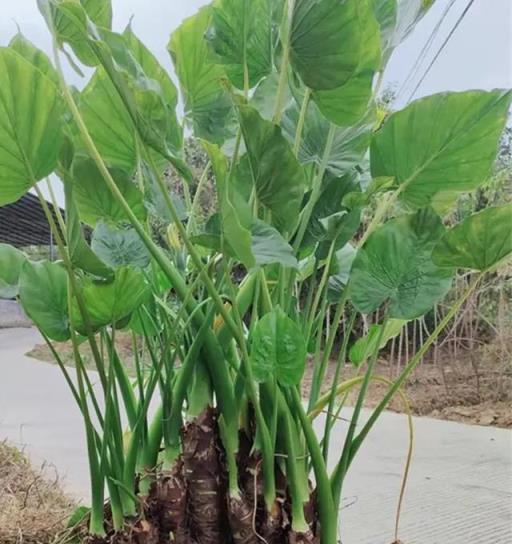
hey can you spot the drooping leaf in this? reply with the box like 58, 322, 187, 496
432, 205, 512, 272
168, 6, 236, 143
64, 179, 114, 278
122, 26, 182, 154
312, 0, 381, 125
371, 90, 512, 207
327, 243, 356, 302
0, 245, 27, 299
0, 48, 63, 205
72, 266, 150, 332
349, 208, 454, 319
238, 104, 306, 232
92, 221, 151, 269
18, 260, 70, 341
206, 0, 273, 89
282, 99, 375, 177
250, 307, 306, 386
72, 157, 146, 226
203, 141, 255, 267
349, 318, 407, 366
290, 0, 362, 91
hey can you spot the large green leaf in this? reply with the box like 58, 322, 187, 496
349, 318, 406, 366
0, 48, 63, 205
250, 307, 306, 386
0, 245, 27, 299
371, 90, 512, 208
349, 208, 454, 319
312, 0, 381, 125
72, 266, 150, 332
72, 157, 146, 226
18, 260, 70, 341
432, 205, 512, 272
206, 0, 273, 89
282, 99, 374, 177
64, 179, 114, 278
168, 6, 236, 143
9, 33, 58, 84
290, 0, 362, 91
92, 221, 151, 269
203, 141, 255, 267
238, 104, 306, 232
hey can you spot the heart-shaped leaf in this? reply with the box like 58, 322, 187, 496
72, 266, 150, 333
250, 308, 306, 386
349, 208, 454, 319
19, 260, 70, 341
92, 221, 151, 269
371, 90, 512, 207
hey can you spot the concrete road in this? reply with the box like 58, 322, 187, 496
1, 327, 511, 543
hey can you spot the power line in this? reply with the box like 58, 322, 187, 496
395, 0, 458, 102
407, 0, 476, 102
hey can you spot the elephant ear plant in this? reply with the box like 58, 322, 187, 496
0, 0, 511, 542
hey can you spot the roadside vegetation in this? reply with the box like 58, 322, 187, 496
0, 1, 510, 543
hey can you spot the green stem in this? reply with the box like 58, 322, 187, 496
331, 316, 388, 507
272, 0, 296, 124
350, 273, 483, 463
322, 311, 356, 461
293, 88, 311, 156
288, 388, 337, 544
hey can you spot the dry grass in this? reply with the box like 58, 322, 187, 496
0, 441, 76, 544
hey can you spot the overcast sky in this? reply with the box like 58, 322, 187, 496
1, 0, 510, 204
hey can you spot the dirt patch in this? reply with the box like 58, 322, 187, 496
303, 341, 512, 429
0, 441, 76, 544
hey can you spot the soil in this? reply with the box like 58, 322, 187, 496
28, 336, 512, 429
0, 441, 76, 544
302, 341, 512, 429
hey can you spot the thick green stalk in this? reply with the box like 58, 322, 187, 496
288, 388, 337, 544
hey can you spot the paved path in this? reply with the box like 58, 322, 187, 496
1, 327, 511, 543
